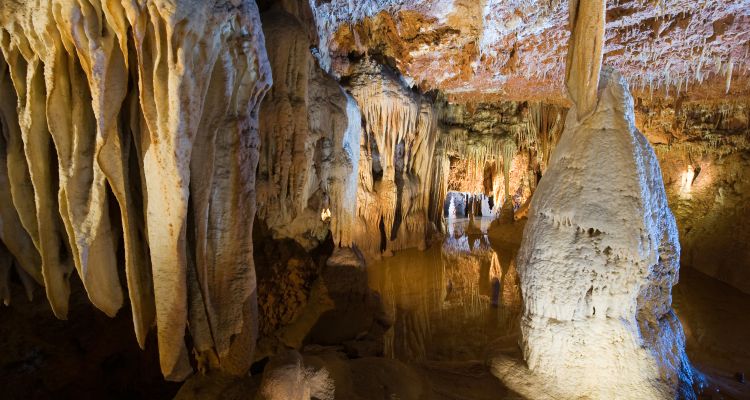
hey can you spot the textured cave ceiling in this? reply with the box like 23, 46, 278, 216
306, 0, 750, 103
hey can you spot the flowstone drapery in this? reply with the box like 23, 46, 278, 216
0, 0, 271, 380
347, 59, 441, 257
256, 9, 361, 250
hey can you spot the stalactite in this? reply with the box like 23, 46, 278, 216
347, 58, 440, 258
0, 65, 43, 293
256, 10, 360, 250
0, 0, 271, 381
726, 58, 734, 94
427, 130, 450, 228
501, 139, 517, 203
565, 0, 605, 120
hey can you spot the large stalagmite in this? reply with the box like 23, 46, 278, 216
515, 67, 694, 398
0, 0, 271, 381
507, 0, 695, 398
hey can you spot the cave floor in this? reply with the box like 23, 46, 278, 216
362, 216, 750, 399
674, 267, 750, 399
1, 216, 748, 399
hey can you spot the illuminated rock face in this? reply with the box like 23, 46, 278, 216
0, 0, 271, 380
637, 101, 750, 294
346, 59, 441, 258
517, 67, 694, 398
256, 9, 361, 250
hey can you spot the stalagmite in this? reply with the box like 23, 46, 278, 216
512, 67, 695, 398
505, 0, 695, 398
0, 0, 271, 381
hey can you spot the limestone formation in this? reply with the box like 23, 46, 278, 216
310, 0, 750, 103
346, 58, 441, 258
256, 8, 361, 250
0, 0, 271, 381
257, 350, 334, 400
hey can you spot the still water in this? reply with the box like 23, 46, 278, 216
367, 217, 522, 362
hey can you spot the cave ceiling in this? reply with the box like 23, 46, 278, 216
309, 0, 750, 104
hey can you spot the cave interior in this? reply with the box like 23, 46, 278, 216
0, 0, 749, 399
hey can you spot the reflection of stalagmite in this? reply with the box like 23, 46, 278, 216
448, 197, 457, 219
0, 0, 271, 381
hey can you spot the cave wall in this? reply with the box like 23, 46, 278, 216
0, 0, 271, 380
637, 100, 750, 294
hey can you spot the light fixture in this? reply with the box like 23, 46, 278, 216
679, 164, 695, 196
320, 208, 332, 222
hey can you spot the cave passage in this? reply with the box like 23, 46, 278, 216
0, 0, 749, 399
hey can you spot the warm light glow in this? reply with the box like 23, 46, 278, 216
680, 165, 695, 195
320, 208, 332, 222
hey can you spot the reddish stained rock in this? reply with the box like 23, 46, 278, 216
309, 0, 750, 103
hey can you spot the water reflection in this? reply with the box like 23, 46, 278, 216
368, 217, 521, 362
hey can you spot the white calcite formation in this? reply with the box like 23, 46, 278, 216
515, 66, 695, 398
0, 0, 271, 381
256, 9, 361, 250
